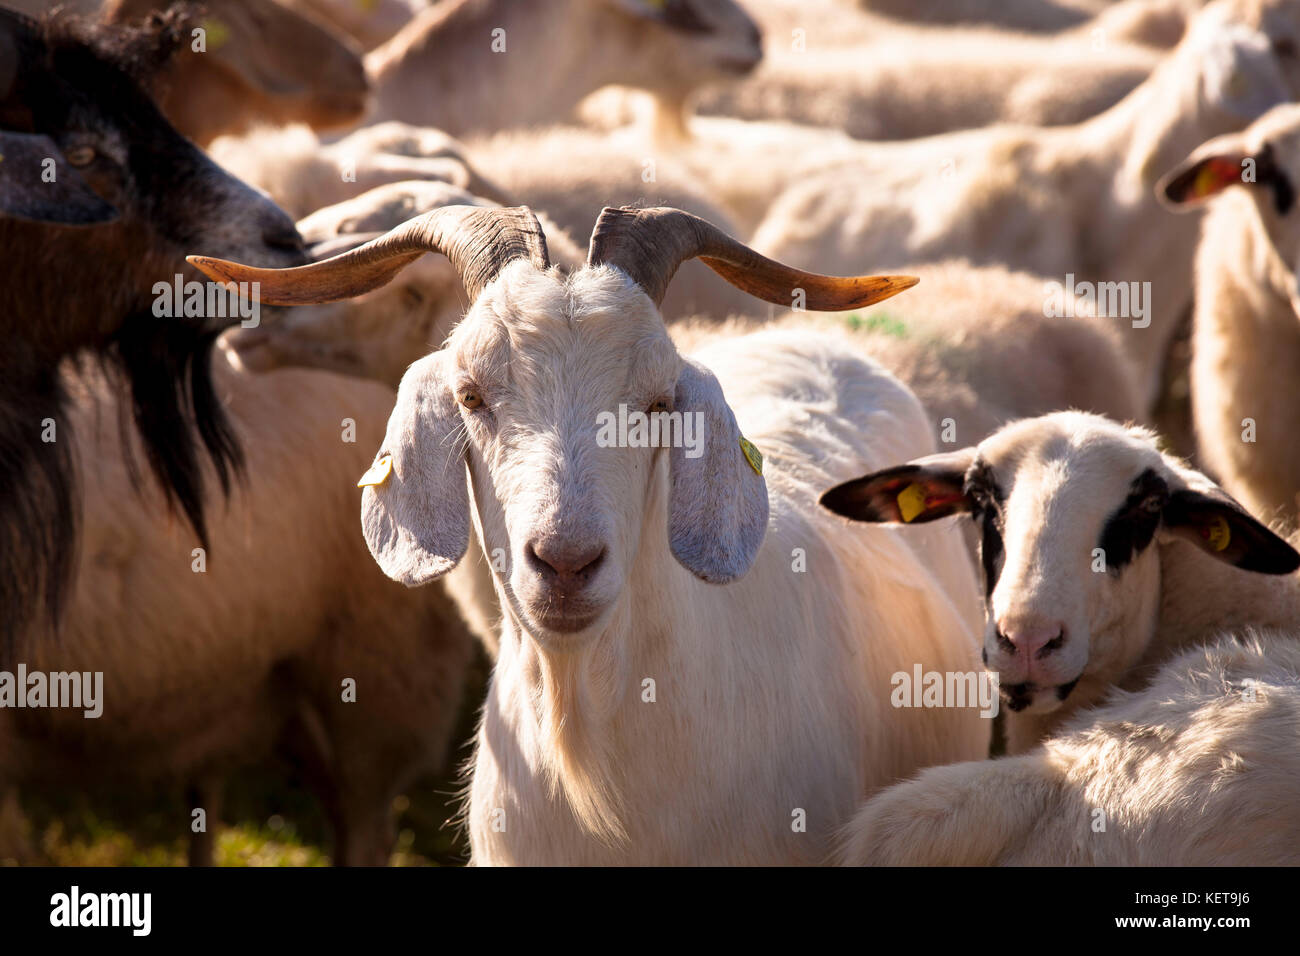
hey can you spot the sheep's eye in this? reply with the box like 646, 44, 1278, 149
64, 146, 96, 167
459, 387, 484, 410
648, 397, 672, 414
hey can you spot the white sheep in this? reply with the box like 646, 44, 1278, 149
694, 21, 1160, 141
822, 411, 1300, 752
748, 0, 1300, 411
364, 0, 762, 135
1158, 103, 1300, 529
839, 631, 1300, 865
192, 204, 992, 865
209, 122, 511, 220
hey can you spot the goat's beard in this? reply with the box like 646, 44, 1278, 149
0, 311, 243, 660
109, 311, 244, 549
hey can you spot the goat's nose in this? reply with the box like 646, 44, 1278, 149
526, 538, 606, 585
996, 618, 1065, 660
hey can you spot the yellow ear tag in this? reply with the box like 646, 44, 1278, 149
739, 436, 763, 476
1205, 515, 1232, 552
357, 455, 392, 488
897, 483, 928, 523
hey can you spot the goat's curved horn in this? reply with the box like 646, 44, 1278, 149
188, 205, 549, 305
587, 206, 917, 310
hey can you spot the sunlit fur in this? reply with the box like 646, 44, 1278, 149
839, 632, 1300, 865
442, 262, 988, 864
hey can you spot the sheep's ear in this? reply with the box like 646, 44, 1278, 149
1198, 23, 1289, 121
668, 359, 768, 583
1162, 483, 1300, 574
1159, 140, 1297, 215
821, 447, 978, 524
360, 350, 469, 586
1158, 148, 1252, 210
0, 132, 118, 225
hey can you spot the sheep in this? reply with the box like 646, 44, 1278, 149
101, 0, 368, 146
209, 121, 512, 220
748, 0, 1300, 411
5, 347, 476, 866
191, 204, 992, 864
0, 5, 304, 648
838, 630, 1300, 865
693, 19, 1161, 141
1157, 103, 1300, 530
821, 411, 1300, 753
363, 0, 763, 136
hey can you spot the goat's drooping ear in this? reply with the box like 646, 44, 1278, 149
360, 350, 469, 586
668, 359, 768, 583
1160, 467, 1300, 574
1159, 139, 1295, 215
821, 447, 978, 524
587, 205, 918, 310
0, 132, 119, 225
189, 204, 549, 304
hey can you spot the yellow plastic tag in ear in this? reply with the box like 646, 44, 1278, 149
357, 455, 392, 488
1205, 515, 1231, 552
897, 483, 928, 523
739, 436, 763, 476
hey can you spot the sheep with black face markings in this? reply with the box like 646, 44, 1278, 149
192, 204, 991, 865
822, 412, 1300, 753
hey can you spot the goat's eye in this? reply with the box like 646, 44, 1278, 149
64, 146, 96, 167
459, 387, 483, 410
1140, 493, 1164, 513
648, 397, 672, 414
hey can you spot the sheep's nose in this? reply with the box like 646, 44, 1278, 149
526, 538, 606, 587
995, 618, 1066, 660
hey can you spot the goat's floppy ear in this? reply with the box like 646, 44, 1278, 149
1160, 470, 1300, 574
0, 132, 118, 225
821, 447, 978, 524
668, 359, 768, 583
360, 350, 470, 586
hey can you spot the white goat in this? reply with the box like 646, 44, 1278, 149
1158, 103, 1300, 529
364, 0, 762, 135
822, 412, 1300, 752
748, 0, 1300, 410
192, 204, 991, 865
839, 631, 1300, 865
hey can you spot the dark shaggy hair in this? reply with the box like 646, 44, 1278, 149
0, 4, 248, 657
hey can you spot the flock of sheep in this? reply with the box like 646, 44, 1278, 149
1, 0, 1299, 866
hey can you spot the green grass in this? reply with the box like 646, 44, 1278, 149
4, 646, 491, 868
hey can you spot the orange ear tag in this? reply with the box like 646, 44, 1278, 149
897, 483, 928, 523
357, 455, 393, 488
1204, 515, 1231, 552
